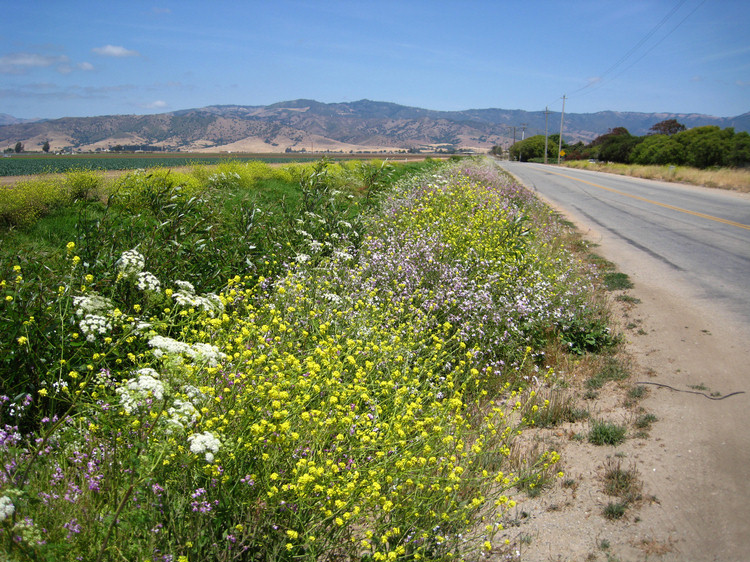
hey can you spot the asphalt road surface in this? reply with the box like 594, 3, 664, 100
496, 161, 750, 327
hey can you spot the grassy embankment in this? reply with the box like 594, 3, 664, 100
1, 157, 622, 561
562, 160, 750, 193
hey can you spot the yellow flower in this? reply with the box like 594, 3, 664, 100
17, 336, 27, 345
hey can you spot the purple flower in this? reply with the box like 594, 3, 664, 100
63, 518, 82, 538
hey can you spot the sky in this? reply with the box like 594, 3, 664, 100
1, 0, 748, 120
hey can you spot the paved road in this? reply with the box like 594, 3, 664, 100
496, 161, 750, 326
496, 160, 750, 561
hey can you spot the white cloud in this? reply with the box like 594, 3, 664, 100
78, 62, 95, 71
144, 100, 168, 109
0, 52, 69, 74
92, 45, 140, 57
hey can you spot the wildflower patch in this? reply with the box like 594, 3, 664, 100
0, 157, 614, 561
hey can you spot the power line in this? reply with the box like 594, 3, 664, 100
578, 0, 707, 98
569, 0, 688, 97
569, 0, 704, 100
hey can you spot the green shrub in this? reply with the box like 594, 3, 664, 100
0, 179, 68, 227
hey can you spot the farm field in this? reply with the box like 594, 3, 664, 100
0, 156, 640, 561
0, 152, 430, 177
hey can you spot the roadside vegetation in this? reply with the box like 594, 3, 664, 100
561, 160, 750, 193
1, 156, 629, 561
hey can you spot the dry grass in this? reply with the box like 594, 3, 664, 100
563, 161, 750, 193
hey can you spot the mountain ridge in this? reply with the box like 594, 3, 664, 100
1, 100, 748, 153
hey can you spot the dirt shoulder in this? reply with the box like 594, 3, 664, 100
496, 196, 750, 561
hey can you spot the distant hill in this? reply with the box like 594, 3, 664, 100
0, 113, 39, 126
1, 100, 748, 153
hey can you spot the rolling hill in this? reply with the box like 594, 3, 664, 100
1, 99, 748, 153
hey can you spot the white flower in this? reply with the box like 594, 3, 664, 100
149, 335, 192, 358
0, 495, 15, 522
295, 253, 310, 264
190, 342, 226, 367
333, 249, 353, 261
166, 398, 199, 430
79, 314, 112, 342
174, 280, 195, 293
136, 271, 161, 292
116, 249, 145, 277
172, 288, 224, 317
73, 294, 113, 317
148, 336, 226, 367
116, 368, 165, 414
130, 320, 152, 335
188, 431, 221, 462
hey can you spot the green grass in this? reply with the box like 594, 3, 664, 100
603, 501, 627, 520
586, 357, 629, 390
589, 420, 627, 446
603, 272, 634, 290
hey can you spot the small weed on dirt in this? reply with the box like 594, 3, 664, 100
586, 357, 629, 390
603, 272, 634, 290
589, 420, 627, 446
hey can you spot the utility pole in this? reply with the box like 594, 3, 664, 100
543, 107, 550, 165
557, 95, 566, 165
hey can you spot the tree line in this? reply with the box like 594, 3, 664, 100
494, 119, 750, 169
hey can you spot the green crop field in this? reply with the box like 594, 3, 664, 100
0, 153, 327, 176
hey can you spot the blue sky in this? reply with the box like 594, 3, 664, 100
1, 0, 748, 120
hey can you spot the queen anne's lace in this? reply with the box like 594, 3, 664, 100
188, 431, 221, 462
136, 271, 161, 292
79, 314, 112, 342
116, 249, 145, 277
148, 336, 226, 367
0, 495, 14, 522
116, 368, 165, 414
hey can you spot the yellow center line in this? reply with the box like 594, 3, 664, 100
543, 169, 750, 231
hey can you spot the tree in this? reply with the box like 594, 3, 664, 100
674, 126, 731, 168
649, 119, 686, 136
509, 135, 563, 162
42, 140, 50, 153
14, 142, 24, 153
727, 131, 750, 167
630, 135, 686, 165
587, 128, 639, 163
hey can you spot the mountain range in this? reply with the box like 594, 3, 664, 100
1, 99, 748, 154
